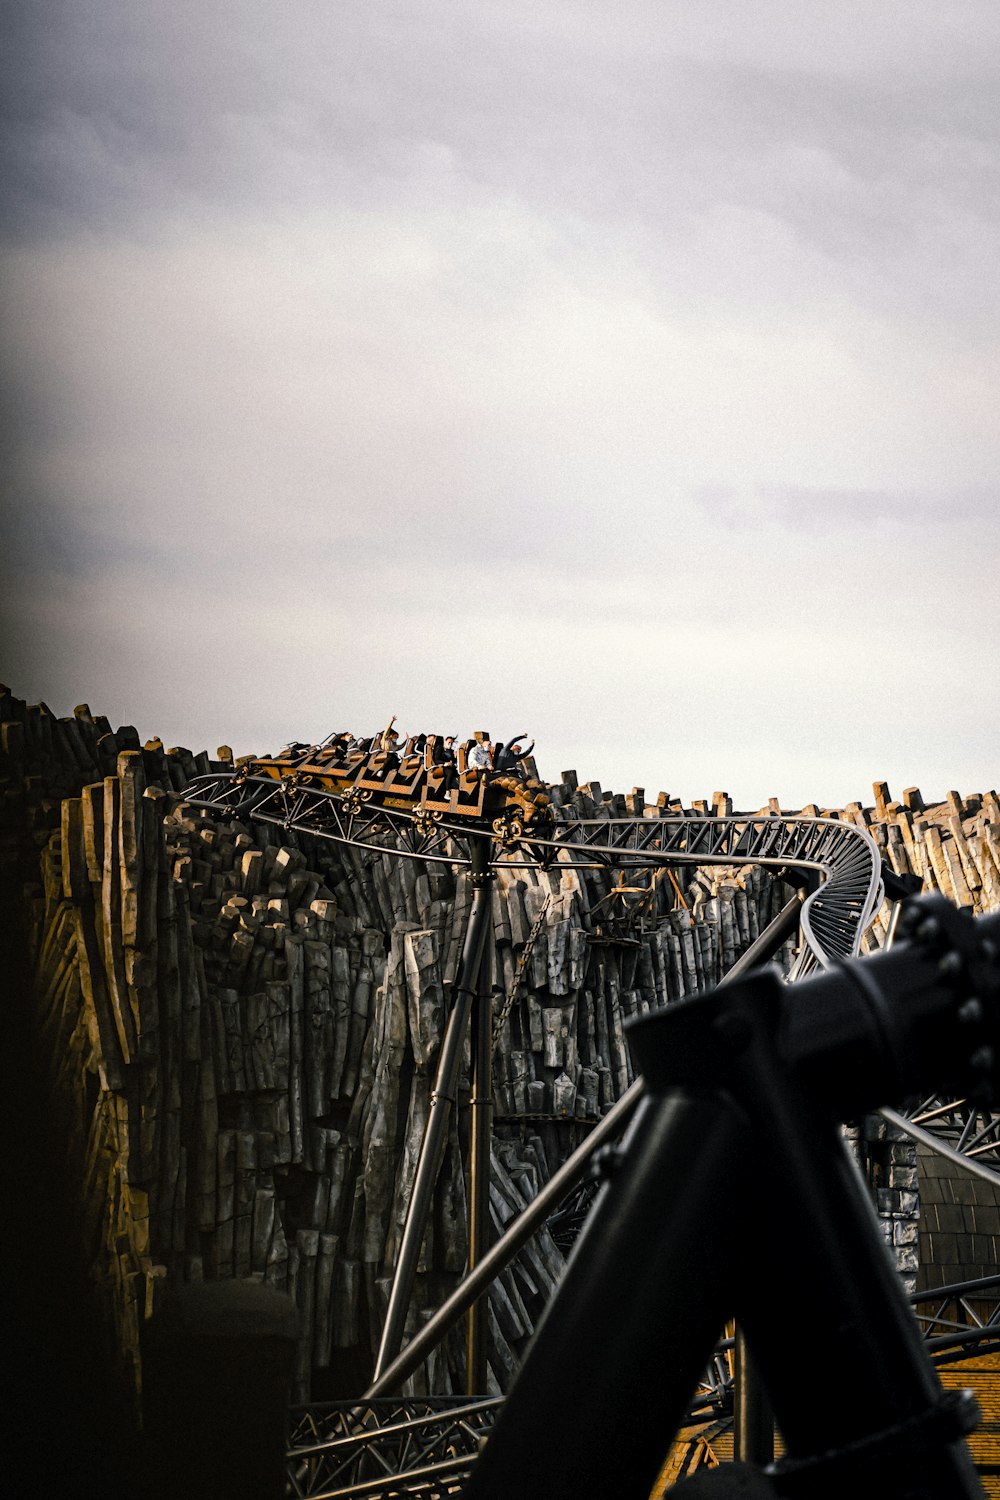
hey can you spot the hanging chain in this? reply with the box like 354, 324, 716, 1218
491, 892, 551, 1055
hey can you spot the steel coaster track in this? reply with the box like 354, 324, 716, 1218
286, 1396, 497, 1499
284, 1277, 1000, 1499
186, 769, 1000, 1176
180, 769, 1000, 1485
182, 772, 883, 974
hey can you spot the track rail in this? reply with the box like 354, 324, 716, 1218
182, 772, 882, 974
285, 1277, 1000, 1499
287, 1397, 497, 1499
180, 765, 1000, 1491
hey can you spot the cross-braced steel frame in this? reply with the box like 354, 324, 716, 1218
283, 1275, 1000, 1499
180, 771, 883, 1374
182, 770, 884, 974
187, 768, 1000, 1180
287, 1397, 499, 1500
883, 1097, 1000, 1185
183, 767, 1000, 1493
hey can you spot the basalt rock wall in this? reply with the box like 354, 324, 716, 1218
2, 683, 998, 1408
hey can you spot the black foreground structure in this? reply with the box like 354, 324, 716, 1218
183, 751, 885, 1418
181, 748, 999, 1496
464, 897, 1000, 1500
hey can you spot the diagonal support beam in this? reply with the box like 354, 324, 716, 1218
365, 890, 805, 1398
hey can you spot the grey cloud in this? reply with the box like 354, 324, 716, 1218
759, 485, 1000, 532
692, 484, 1000, 533
0, 491, 175, 583
6, 4, 1000, 259
3, 3, 1000, 810
5, 5, 999, 374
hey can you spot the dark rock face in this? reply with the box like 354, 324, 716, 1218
1, 684, 996, 1407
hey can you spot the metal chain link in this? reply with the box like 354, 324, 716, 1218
491, 893, 551, 1055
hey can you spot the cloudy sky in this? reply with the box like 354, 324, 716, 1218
2, 2, 998, 809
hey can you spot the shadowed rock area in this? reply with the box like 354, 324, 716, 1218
2, 682, 997, 1465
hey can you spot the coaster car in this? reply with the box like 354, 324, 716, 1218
235, 734, 553, 846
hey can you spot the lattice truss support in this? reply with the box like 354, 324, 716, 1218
184, 771, 883, 975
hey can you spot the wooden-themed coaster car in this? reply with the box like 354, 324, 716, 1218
234, 734, 553, 849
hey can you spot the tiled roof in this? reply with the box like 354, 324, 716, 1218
918, 1145, 1000, 1290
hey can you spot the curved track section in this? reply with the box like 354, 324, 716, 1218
183, 770, 882, 973
524, 812, 882, 976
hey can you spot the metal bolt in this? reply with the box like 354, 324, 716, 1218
714, 1011, 754, 1054
958, 998, 984, 1026
917, 916, 941, 942
969, 1045, 995, 1075
938, 950, 963, 979
592, 1144, 622, 1181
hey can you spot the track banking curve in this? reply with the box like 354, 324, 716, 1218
182, 764, 1000, 1494
182, 768, 883, 975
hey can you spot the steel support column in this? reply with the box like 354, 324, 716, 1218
364, 1080, 646, 1399
364, 890, 805, 1398
465, 931, 494, 1394
733, 1324, 774, 1467
372, 836, 494, 1382
721, 886, 803, 983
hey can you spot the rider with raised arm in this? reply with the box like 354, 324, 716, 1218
379, 715, 401, 753
494, 735, 534, 774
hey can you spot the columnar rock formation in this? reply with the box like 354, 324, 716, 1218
1, 683, 997, 1408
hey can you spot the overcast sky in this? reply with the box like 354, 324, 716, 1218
2, 2, 998, 809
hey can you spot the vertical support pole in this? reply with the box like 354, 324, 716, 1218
733, 1324, 774, 1466
372, 836, 494, 1382
884, 900, 904, 950
367, 888, 805, 1397
466, 924, 494, 1393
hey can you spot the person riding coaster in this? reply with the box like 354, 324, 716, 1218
229, 731, 553, 843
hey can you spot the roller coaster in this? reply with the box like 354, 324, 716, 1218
183, 738, 1000, 1497
285, 1271, 1000, 1499
221, 734, 555, 850
185, 736, 882, 975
